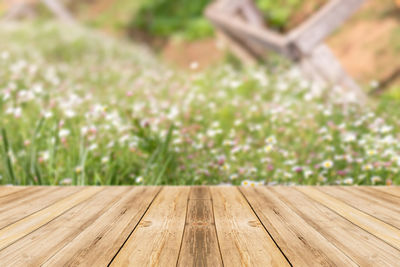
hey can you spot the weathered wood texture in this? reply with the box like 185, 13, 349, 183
0, 186, 399, 266
205, 0, 367, 102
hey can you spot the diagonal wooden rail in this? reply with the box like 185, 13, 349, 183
0, 186, 399, 266
205, 0, 368, 103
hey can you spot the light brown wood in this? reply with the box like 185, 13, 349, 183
0, 187, 131, 266
288, 0, 366, 54
206, 0, 367, 100
0, 187, 102, 251
320, 187, 400, 229
273, 187, 400, 266
0, 187, 45, 205
299, 187, 400, 250
205, 2, 290, 56
43, 186, 160, 267
0, 186, 81, 229
0, 186, 27, 198
240, 186, 357, 266
110, 187, 190, 266
177, 187, 223, 267
1, 186, 400, 266
369, 186, 400, 199
211, 187, 289, 267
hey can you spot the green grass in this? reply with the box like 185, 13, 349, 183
1, 22, 400, 186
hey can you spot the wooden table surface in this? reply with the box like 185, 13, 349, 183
0, 186, 399, 266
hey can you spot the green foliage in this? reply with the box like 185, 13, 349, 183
130, 0, 214, 40
1, 23, 400, 186
254, 0, 325, 31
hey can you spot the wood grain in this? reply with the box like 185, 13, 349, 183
211, 187, 289, 267
373, 186, 400, 198
241, 186, 357, 266
289, 0, 366, 54
0, 187, 130, 266
177, 187, 223, 267
0, 186, 27, 198
0, 187, 46, 206
0, 186, 399, 266
299, 187, 400, 250
43, 186, 160, 267
110, 187, 189, 266
0, 187, 102, 250
0, 186, 81, 229
321, 187, 400, 229
274, 187, 400, 266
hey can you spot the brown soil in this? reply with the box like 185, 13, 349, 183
161, 38, 225, 71
327, 0, 400, 87
285, 0, 328, 31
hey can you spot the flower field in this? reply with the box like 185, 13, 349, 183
1, 23, 399, 186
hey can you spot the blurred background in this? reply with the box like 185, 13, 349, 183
1, 0, 400, 186
1, 0, 399, 90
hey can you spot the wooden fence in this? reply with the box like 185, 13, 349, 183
205, 0, 368, 102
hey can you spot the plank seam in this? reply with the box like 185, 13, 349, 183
300, 187, 400, 252
37, 187, 133, 266
0, 187, 104, 252
210, 187, 225, 267
237, 187, 293, 267
0, 187, 83, 231
317, 187, 400, 231
0, 187, 31, 199
107, 187, 163, 266
348, 187, 400, 206
373, 187, 400, 199
272, 188, 366, 265
175, 187, 191, 266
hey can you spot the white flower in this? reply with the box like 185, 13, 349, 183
371, 176, 381, 184
366, 149, 377, 156
101, 157, 109, 164
265, 136, 276, 144
59, 129, 70, 138
322, 160, 333, 169
343, 133, 356, 142
363, 164, 373, 171
135, 176, 143, 183
264, 144, 273, 153
65, 109, 76, 118
60, 178, 72, 185
343, 177, 354, 185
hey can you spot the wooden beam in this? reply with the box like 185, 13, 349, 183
288, 0, 366, 54
205, 4, 290, 57
300, 44, 366, 102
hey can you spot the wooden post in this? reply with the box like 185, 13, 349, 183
1, 0, 74, 23
205, 0, 368, 103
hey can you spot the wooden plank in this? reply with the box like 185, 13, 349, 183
0, 187, 45, 205
211, 187, 289, 267
42, 186, 160, 266
300, 44, 366, 102
110, 187, 189, 266
40, 0, 74, 23
299, 187, 400, 250
240, 186, 357, 266
0, 186, 27, 198
320, 187, 400, 229
0, 187, 131, 266
273, 187, 400, 266
288, 0, 366, 54
177, 187, 223, 267
373, 186, 400, 198
0, 187, 102, 250
205, 3, 290, 56
0, 186, 82, 229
